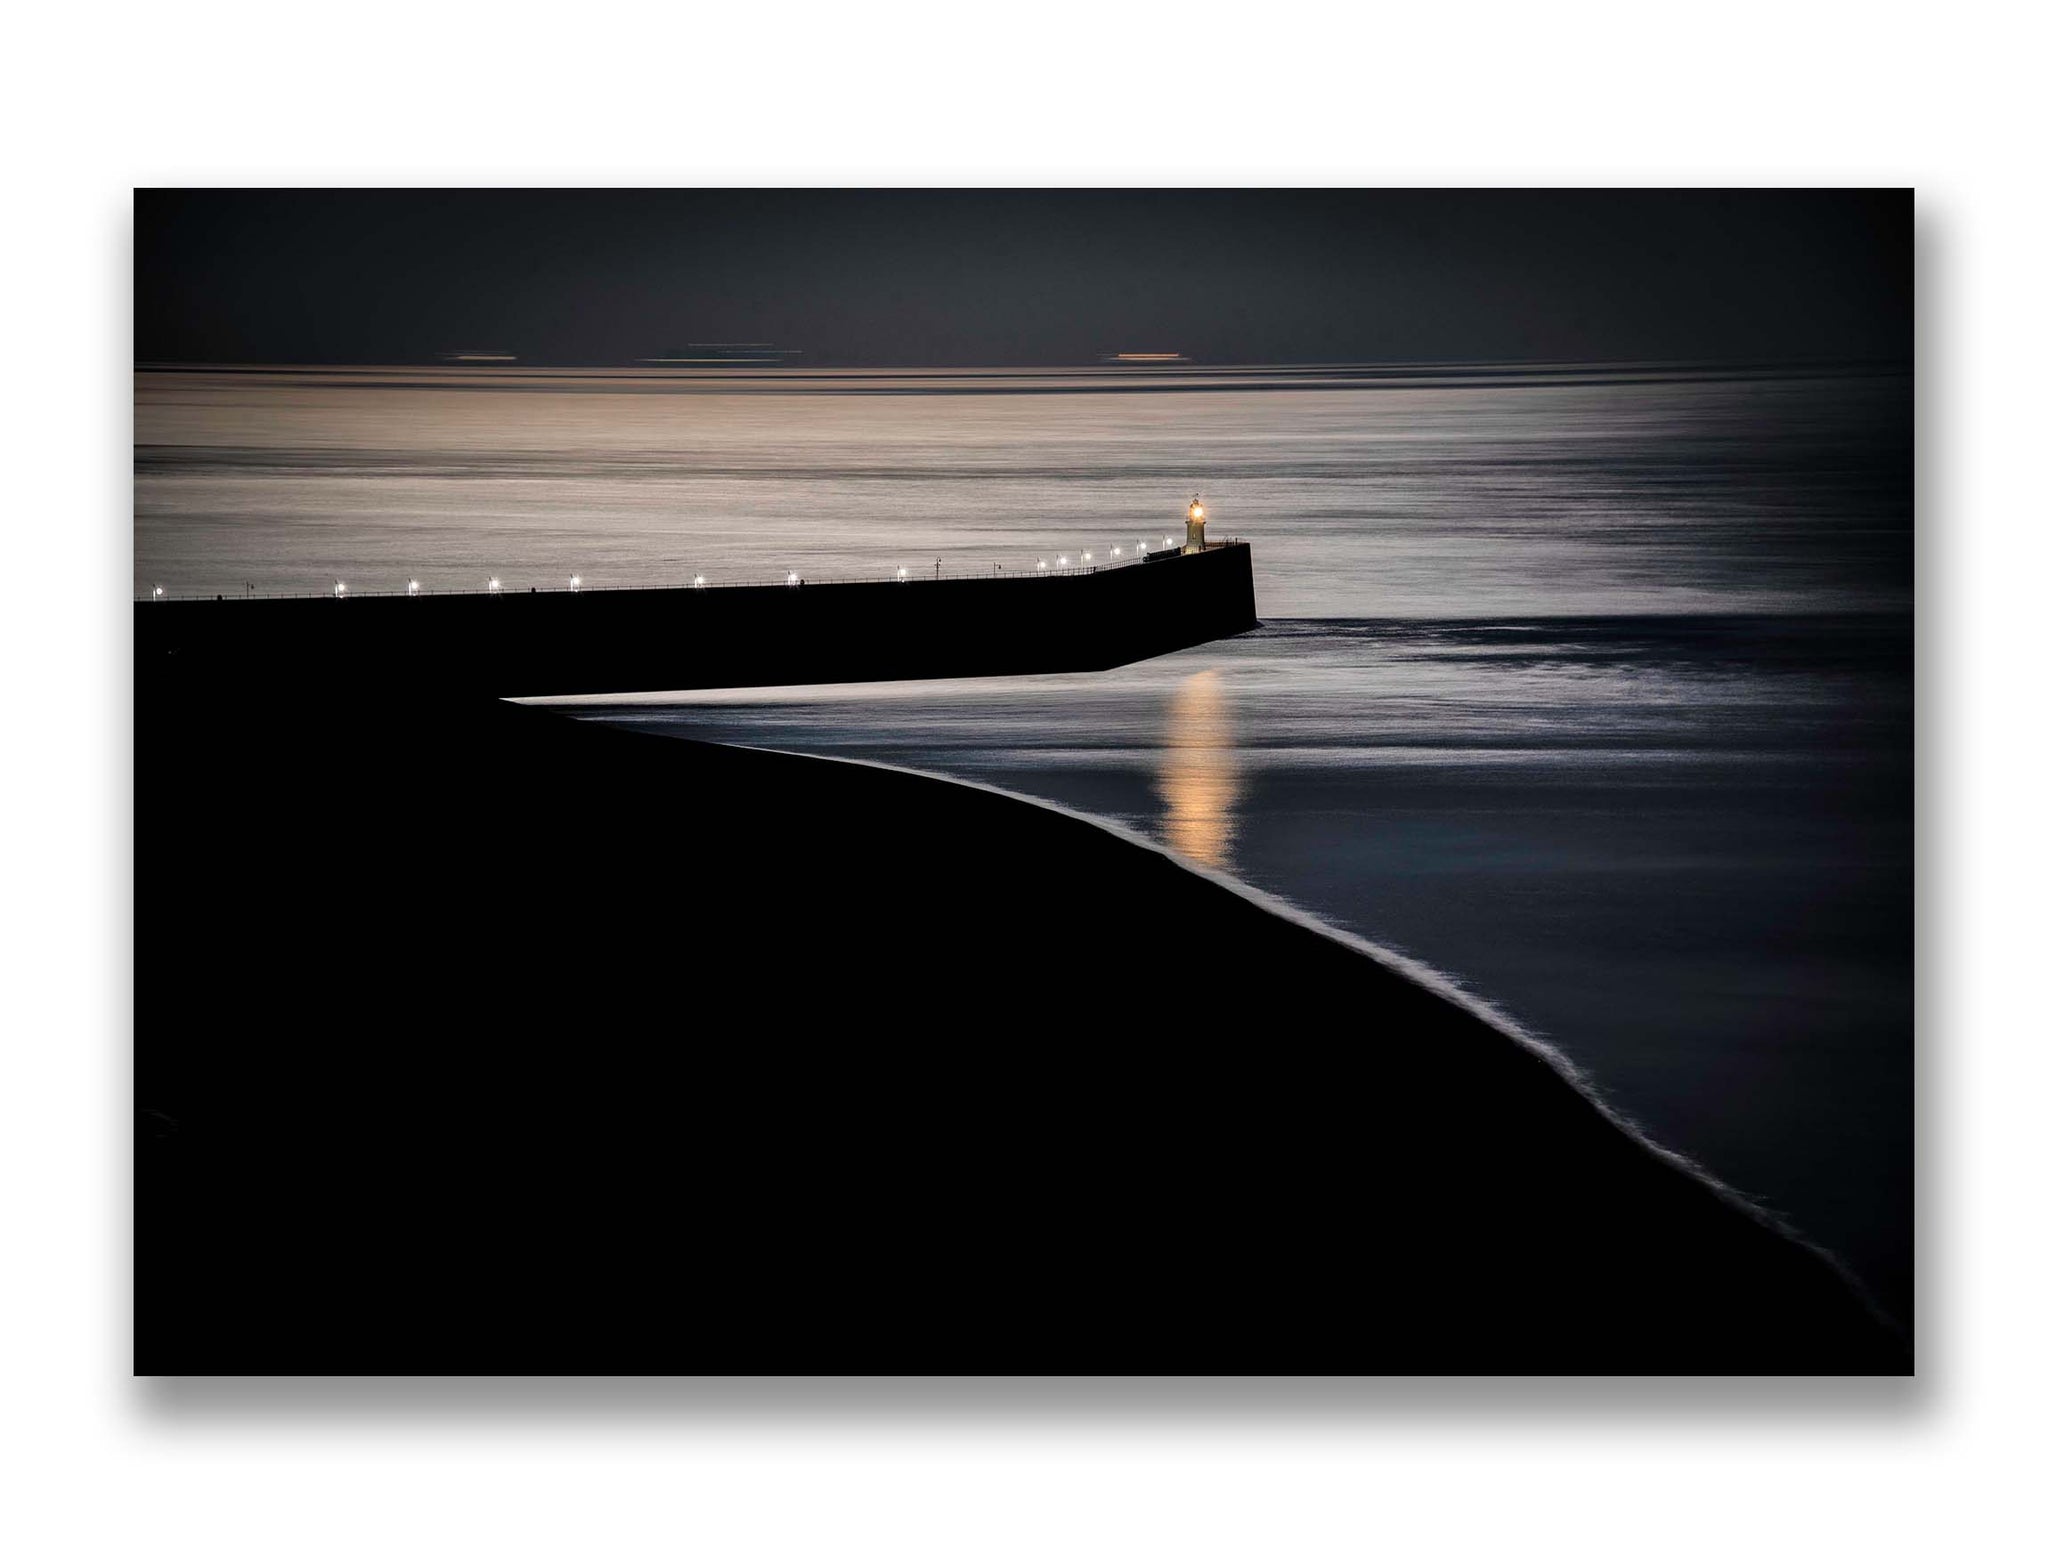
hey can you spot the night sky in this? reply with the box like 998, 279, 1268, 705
135, 188, 1911, 368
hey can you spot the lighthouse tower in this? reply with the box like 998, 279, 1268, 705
1184, 493, 1208, 554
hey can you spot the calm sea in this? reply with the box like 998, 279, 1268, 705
136, 363, 1914, 1319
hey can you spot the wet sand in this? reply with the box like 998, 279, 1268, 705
136, 689, 1904, 1372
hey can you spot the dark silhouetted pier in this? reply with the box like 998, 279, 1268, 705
137, 540, 1259, 697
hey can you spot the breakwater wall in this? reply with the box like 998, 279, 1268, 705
136, 541, 1258, 697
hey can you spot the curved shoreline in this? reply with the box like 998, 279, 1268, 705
137, 690, 1907, 1371
723, 737, 1895, 1325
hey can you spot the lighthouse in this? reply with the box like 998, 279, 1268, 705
1184, 492, 1208, 554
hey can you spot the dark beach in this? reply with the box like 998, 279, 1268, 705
137, 682, 1904, 1373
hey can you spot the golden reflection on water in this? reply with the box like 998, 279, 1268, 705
1156, 669, 1241, 868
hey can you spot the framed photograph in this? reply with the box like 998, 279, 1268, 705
133, 188, 1911, 1373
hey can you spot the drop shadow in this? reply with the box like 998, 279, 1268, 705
1909, 194, 1939, 1385
137, 1373, 1924, 1428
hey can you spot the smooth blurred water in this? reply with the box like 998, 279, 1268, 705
135, 362, 1907, 616
136, 363, 1913, 1319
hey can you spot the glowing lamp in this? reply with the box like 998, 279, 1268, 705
569, 574, 582, 592
488, 577, 501, 594
335, 581, 348, 598
151, 585, 164, 599
406, 579, 420, 596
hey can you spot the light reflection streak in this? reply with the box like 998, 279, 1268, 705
1156, 668, 1240, 868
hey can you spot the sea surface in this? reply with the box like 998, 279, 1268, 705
136, 362, 1914, 1320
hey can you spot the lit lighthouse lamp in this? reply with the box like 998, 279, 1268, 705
1183, 493, 1208, 553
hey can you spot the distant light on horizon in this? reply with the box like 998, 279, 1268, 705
787, 571, 801, 586
488, 577, 501, 593
569, 574, 582, 591
334, 580, 347, 598
693, 575, 707, 588
1036, 559, 1047, 570
152, 584, 164, 599
406, 578, 420, 596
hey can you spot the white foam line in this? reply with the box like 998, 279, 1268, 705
715, 734, 1891, 1324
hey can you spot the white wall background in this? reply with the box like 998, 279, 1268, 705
3, 4, 2041, 1560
